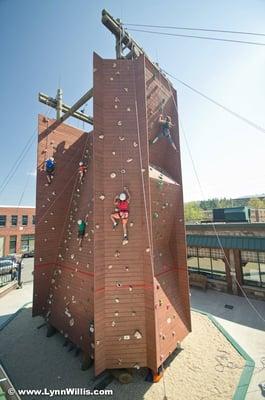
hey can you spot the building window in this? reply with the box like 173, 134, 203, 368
21, 234, 35, 254
241, 251, 265, 288
32, 215, 35, 225
22, 215, 28, 226
11, 215, 18, 226
187, 246, 226, 280
0, 216, 6, 227
9, 236, 17, 254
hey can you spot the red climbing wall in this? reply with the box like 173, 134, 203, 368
33, 52, 191, 376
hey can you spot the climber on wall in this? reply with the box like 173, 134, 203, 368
78, 161, 87, 184
150, 114, 177, 151
77, 215, 88, 247
45, 156, 56, 184
111, 187, 130, 245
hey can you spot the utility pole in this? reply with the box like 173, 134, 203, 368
56, 88, 63, 120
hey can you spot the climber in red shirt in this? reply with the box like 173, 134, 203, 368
111, 187, 131, 245
78, 161, 87, 184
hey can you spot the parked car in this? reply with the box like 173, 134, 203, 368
0, 257, 18, 280
22, 249, 34, 258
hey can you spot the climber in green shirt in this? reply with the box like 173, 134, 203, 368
77, 215, 88, 247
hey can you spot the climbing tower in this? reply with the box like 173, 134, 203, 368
33, 10, 191, 377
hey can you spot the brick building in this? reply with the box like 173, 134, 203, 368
186, 223, 265, 300
0, 206, 35, 256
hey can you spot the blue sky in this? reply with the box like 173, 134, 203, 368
0, 0, 264, 205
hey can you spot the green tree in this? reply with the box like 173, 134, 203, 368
184, 202, 204, 222
247, 198, 265, 209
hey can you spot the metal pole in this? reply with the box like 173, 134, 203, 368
17, 257, 22, 288
56, 88, 63, 120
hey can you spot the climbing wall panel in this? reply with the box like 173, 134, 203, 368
33, 117, 94, 355
93, 53, 156, 375
150, 172, 191, 365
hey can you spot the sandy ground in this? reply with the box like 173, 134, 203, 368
0, 305, 246, 400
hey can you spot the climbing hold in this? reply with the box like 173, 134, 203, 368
71, 254, 75, 259
127, 107, 131, 112
146, 248, 150, 253
117, 121, 122, 126
112, 63, 116, 68
121, 169, 126, 174
114, 97, 120, 102
44, 220, 48, 224
111, 321, 116, 327
156, 285, 160, 290
141, 168, 146, 173
110, 172, 116, 179
153, 212, 159, 219
124, 335, 130, 340
39, 258, 43, 262
129, 222, 134, 227
162, 335, 166, 340
160, 355, 164, 361
115, 251, 120, 258
134, 330, 142, 340
124, 88, 128, 92
115, 298, 120, 303
99, 195, 105, 200
126, 158, 133, 163
128, 286, 133, 292
114, 311, 119, 316
93, 68, 97, 72
51, 279, 55, 284
133, 142, 138, 147
166, 304, 170, 310
110, 77, 114, 81
125, 266, 129, 272
132, 311, 136, 316
159, 299, 163, 306
112, 151, 116, 156
42, 204, 46, 208
65, 309, 71, 318
95, 224, 100, 229
133, 363, 140, 369
50, 212, 54, 216
52, 191, 56, 196
86, 264, 90, 269
115, 71, 120, 75
116, 282, 122, 288
69, 318, 75, 327
44, 238, 47, 242
172, 331, 176, 337
119, 135, 125, 141
96, 340, 100, 345
108, 265, 113, 269
99, 135, 104, 140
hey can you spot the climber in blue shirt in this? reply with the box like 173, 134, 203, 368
45, 157, 56, 184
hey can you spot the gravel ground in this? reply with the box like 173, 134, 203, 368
0, 307, 245, 400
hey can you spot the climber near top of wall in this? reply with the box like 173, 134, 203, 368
78, 161, 87, 184
150, 114, 177, 151
45, 156, 56, 184
111, 187, 131, 245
